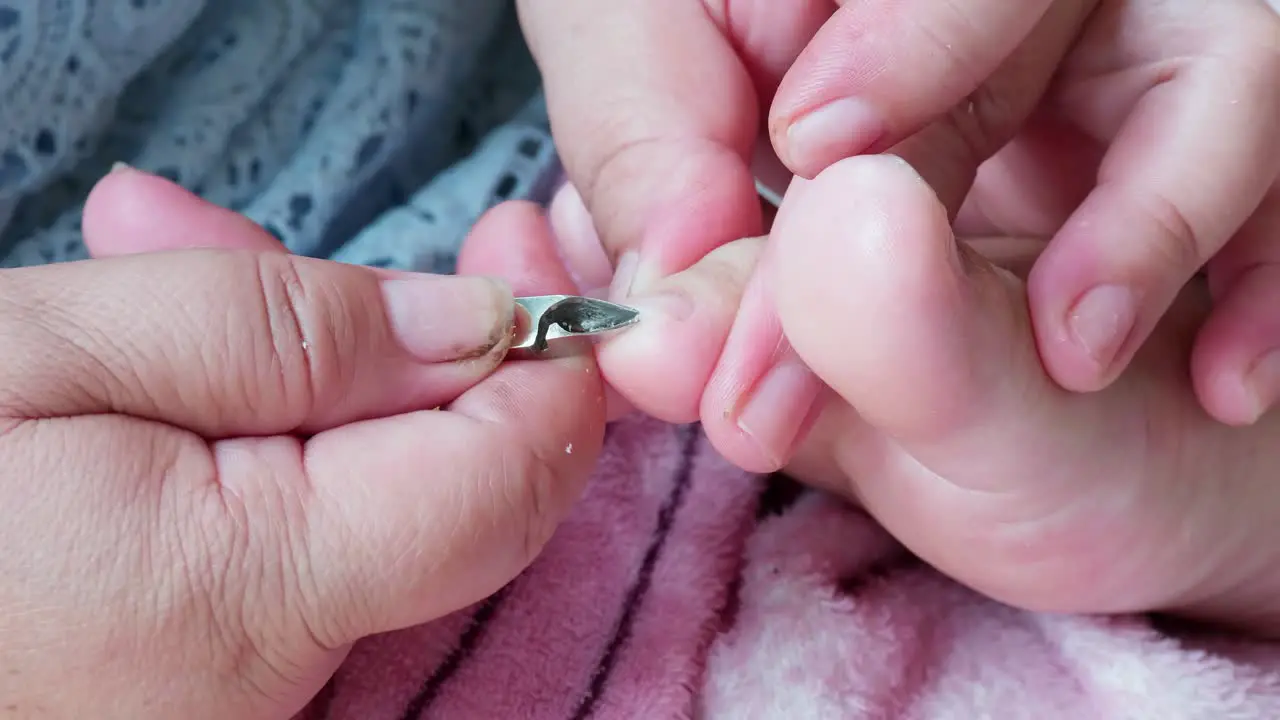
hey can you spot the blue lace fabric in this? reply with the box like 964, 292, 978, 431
0, 0, 559, 273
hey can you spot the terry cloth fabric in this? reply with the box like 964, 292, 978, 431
297, 416, 1280, 720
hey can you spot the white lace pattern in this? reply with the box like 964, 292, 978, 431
0, 0, 555, 272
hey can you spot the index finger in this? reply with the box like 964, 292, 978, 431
769, 0, 1061, 178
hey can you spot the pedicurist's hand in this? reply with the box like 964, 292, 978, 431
590, 154, 1280, 637
0, 168, 604, 719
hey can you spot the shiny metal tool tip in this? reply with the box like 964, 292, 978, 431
511, 295, 640, 354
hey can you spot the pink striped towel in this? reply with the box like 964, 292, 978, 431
298, 415, 1280, 719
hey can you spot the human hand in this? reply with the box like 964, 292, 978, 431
531, 0, 1280, 433
589, 154, 1280, 635
0, 169, 604, 719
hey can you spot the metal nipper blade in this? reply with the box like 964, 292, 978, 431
511, 295, 640, 353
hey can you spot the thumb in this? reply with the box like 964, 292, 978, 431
0, 217, 515, 439
266, 201, 605, 646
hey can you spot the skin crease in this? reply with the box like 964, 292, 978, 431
0, 169, 606, 719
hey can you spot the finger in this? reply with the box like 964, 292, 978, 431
1193, 191, 1280, 425
768, 0, 1059, 179
771, 155, 1177, 611
1030, 10, 1280, 391
0, 250, 516, 439
290, 198, 604, 638
1193, 264, 1280, 426
83, 166, 285, 257
517, 0, 826, 298
878, 0, 1089, 215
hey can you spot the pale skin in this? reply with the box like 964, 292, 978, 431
570, 154, 1280, 633
2, 1, 1280, 717
533, 0, 1280, 632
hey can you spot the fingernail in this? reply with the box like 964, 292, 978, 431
381, 275, 514, 363
109, 161, 134, 174
550, 182, 593, 239
737, 355, 824, 469
628, 257, 665, 298
549, 183, 610, 289
1246, 349, 1280, 421
784, 98, 885, 173
1067, 284, 1136, 368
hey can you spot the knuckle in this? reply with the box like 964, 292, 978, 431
930, 110, 994, 184
1128, 188, 1205, 273
575, 134, 667, 257
252, 254, 315, 409
582, 135, 746, 257
249, 254, 353, 420
584, 133, 665, 204
927, 76, 1025, 179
